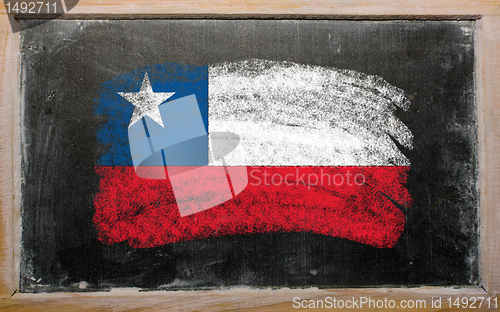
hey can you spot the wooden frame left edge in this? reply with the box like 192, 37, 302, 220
0, 11, 20, 299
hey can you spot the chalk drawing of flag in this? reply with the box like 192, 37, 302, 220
93, 60, 413, 249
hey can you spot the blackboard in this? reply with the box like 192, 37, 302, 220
19, 19, 478, 292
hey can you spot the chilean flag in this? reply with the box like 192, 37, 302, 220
93, 60, 413, 249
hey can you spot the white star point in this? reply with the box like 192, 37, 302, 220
118, 72, 175, 128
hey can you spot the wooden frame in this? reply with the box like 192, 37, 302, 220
1, 1, 499, 310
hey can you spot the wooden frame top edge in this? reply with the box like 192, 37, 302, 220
8, 14, 483, 20
1, 0, 500, 16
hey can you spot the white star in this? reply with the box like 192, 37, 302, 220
118, 72, 175, 128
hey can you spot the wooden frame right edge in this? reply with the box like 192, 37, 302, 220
479, 14, 500, 294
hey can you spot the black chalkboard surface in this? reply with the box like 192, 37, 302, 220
19, 19, 478, 292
